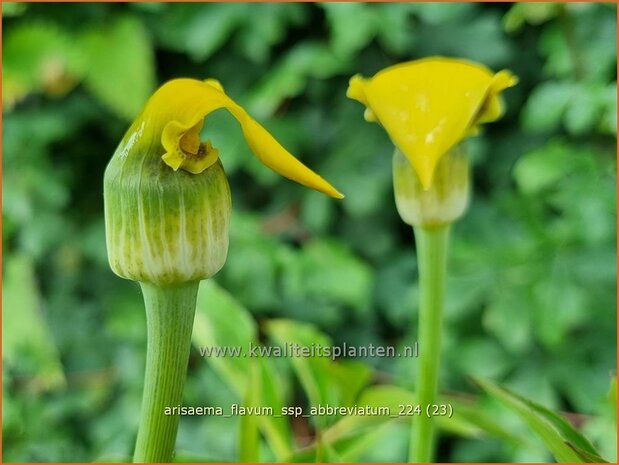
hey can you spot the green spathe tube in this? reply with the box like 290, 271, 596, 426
104, 125, 231, 285
393, 144, 469, 228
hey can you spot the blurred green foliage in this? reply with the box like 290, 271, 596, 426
2, 2, 616, 462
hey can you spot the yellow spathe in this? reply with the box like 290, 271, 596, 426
347, 57, 517, 189
138, 78, 343, 199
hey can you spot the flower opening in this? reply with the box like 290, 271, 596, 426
347, 57, 517, 190
139, 78, 343, 198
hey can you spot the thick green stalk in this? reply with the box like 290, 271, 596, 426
410, 225, 450, 463
133, 280, 200, 463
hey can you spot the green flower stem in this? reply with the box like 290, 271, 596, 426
133, 281, 200, 463
410, 224, 450, 463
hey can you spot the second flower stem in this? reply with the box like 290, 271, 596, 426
410, 224, 450, 463
133, 281, 200, 463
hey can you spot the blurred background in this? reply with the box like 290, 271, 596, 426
2, 2, 616, 462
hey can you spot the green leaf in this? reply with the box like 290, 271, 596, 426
564, 83, 606, 135
235, 3, 308, 63
129, 2, 166, 13
247, 42, 346, 117
327, 360, 373, 409
522, 81, 574, 133
538, 6, 616, 82
475, 377, 605, 462
453, 339, 512, 379
255, 358, 294, 460
608, 376, 617, 424
80, 16, 155, 120
320, 385, 413, 446
2, 2, 27, 17
482, 283, 532, 353
281, 239, 373, 313
266, 319, 372, 429
2, 21, 81, 109
415, 9, 511, 67
290, 384, 524, 462
171, 451, 231, 462
239, 361, 261, 462
513, 140, 584, 194
609, 377, 617, 416
2, 254, 66, 391
321, 3, 376, 58
192, 282, 293, 460
566, 443, 610, 463
289, 420, 390, 462
374, 4, 416, 54
532, 271, 587, 350
600, 82, 617, 135
325, 385, 520, 443
265, 319, 333, 409
412, 2, 476, 25
153, 3, 244, 61
580, 376, 617, 462
156, 3, 307, 63
221, 213, 283, 312
193, 281, 257, 392
322, 442, 346, 462
452, 400, 526, 446
289, 424, 389, 462
503, 3, 563, 33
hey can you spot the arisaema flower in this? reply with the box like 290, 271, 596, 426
153, 78, 343, 198
347, 57, 517, 190
347, 58, 517, 463
105, 78, 342, 285
103, 78, 343, 463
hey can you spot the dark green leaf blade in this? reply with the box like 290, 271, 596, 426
475, 377, 605, 463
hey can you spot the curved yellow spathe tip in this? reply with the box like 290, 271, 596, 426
347, 57, 517, 189
138, 78, 344, 199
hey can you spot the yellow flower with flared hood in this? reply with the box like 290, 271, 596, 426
104, 78, 342, 285
134, 78, 343, 198
347, 57, 518, 190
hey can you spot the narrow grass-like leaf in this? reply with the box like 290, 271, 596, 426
474, 377, 604, 463
609, 377, 617, 418
256, 358, 294, 460
239, 360, 261, 462
265, 319, 371, 430
193, 280, 256, 391
193, 282, 293, 460
566, 442, 610, 463
2, 254, 66, 391
289, 384, 525, 462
